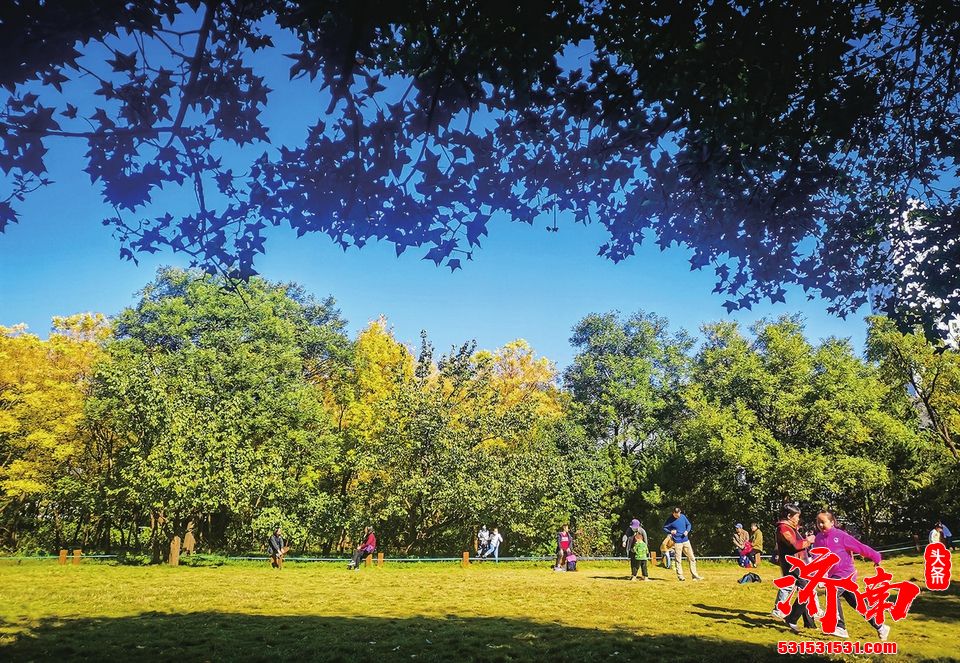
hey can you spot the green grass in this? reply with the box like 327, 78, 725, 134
0, 555, 955, 661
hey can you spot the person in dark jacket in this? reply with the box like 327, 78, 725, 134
663, 507, 703, 581
623, 518, 650, 581
771, 504, 819, 632
348, 525, 377, 571
554, 524, 574, 570
267, 527, 288, 569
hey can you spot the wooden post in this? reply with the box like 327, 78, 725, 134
365, 553, 372, 567
754, 554, 761, 567
58, 549, 68, 565
72, 549, 82, 565
169, 535, 181, 566
462, 551, 469, 567
377, 552, 384, 567
650, 551, 657, 564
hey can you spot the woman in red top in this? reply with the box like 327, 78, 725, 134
554, 524, 573, 570
771, 504, 820, 632
348, 525, 377, 570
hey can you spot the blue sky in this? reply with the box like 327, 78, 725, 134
0, 183, 868, 371
0, 24, 870, 371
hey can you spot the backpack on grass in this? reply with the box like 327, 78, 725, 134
737, 572, 762, 584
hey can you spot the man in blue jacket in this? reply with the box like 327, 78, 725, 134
663, 507, 703, 581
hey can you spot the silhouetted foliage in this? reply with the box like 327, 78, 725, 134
2, 1, 959, 337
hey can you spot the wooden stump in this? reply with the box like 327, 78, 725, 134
650, 551, 657, 564
58, 549, 68, 565
182, 527, 196, 555
462, 551, 470, 567
377, 552, 384, 567
169, 535, 181, 566
72, 549, 82, 565
364, 553, 372, 567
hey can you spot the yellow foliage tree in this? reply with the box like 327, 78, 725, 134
0, 314, 109, 501
483, 339, 564, 420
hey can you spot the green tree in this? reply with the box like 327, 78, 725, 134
86, 268, 348, 560
648, 316, 925, 550
564, 311, 692, 532
565, 311, 692, 460
866, 315, 960, 461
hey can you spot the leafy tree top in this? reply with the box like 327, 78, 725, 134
2, 1, 958, 338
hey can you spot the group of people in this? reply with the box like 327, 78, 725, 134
264, 507, 947, 645
266, 525, 378, 571
732, 522, 764, 567
476, 525, 504, 561
611, 504, 899, 643
770, 504, 890, 641
611, 507, 704, 581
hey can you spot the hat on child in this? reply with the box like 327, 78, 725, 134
630, 518, 641, 529
735, 523, 743, 529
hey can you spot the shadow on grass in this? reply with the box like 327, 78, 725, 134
689, 603, 781, 630
0, 612, 817, 662
908, 584, 960, 624
590, 575, 671, 582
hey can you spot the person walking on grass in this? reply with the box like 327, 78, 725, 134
771, 504, 819, 633
663, 507, 703, 581
483, 527, 503, 562
267, 526, 288, 569
813, 510, 890, 641
554, 524, 573, 570
347, 525, 377, 571
750, 523, 764, 566
622, 518, 650, 581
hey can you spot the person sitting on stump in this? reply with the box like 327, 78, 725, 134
348, 525, 377, 571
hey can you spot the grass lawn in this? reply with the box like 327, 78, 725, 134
0, 554, 955, 662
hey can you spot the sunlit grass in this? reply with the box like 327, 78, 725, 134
0, 555, 954, 661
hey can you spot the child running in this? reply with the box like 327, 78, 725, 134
813, 510, 890, 641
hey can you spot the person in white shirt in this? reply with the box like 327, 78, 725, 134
477, 525, 490, 556
929, 525, 942, 544
483, 527, 504, 562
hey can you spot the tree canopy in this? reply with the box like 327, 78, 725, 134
2, 269, 957, 557
2, 1, 959, 338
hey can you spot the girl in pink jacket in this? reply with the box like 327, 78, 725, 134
813, 511, 889, 641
